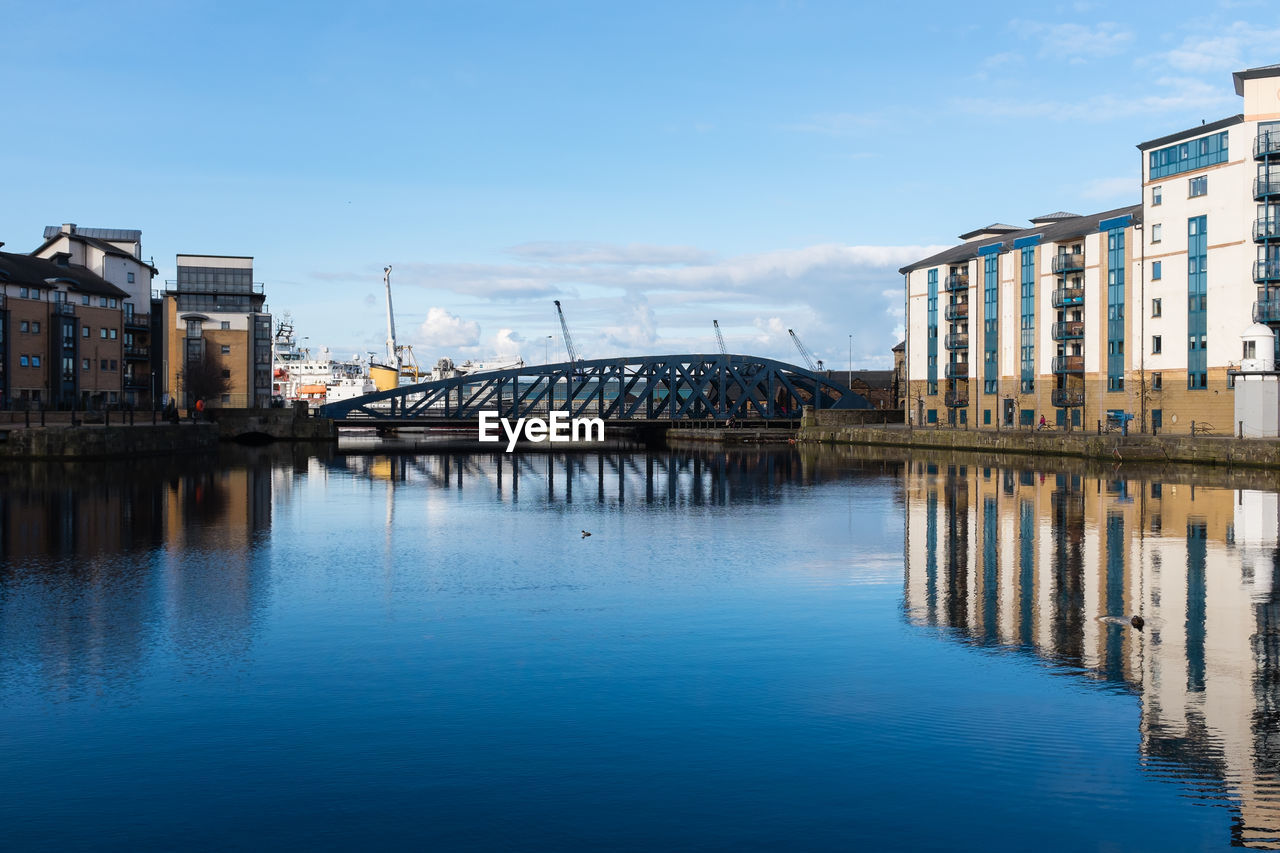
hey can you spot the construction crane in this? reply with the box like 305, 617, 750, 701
553, 300, 581, 364
788, 329, 824, 371
713, 320, 727, 355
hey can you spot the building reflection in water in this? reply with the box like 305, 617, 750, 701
0, 446, 283, 698
904, 458, 1280, 849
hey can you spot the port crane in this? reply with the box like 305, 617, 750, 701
553, 300, 583, 364
713, 320, 727, 355
788, 329, 823, 371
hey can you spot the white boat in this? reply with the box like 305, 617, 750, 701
272, 316, 376, 404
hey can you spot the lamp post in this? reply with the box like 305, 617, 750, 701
848, 334, 852, 381
546, 335, 553, 363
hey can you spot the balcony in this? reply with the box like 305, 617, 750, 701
1255, 259, 1280, 284
1051, 321, 1084, 341
1255, 177, 1280, 201
1051, 388, 1084, 408
53, 302, 76, 316
944, 362, 969, 379
944, 333, 969, 350
1052, 287, 1085, 309
1052, 355, 1084, 374
125, 312, 151, 328
944, 301, 969, 321
1256, 131, 1280, 160
944, 272, 969, 292
1255, 292, 1280, 323
124, 345, 150, 359
1051, 253, 1085, 274
165, 279, 265, 294
944, 388, 969, 408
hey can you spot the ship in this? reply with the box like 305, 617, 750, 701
272, 315, 376, 405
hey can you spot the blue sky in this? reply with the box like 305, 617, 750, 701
2, 1, 1278, 369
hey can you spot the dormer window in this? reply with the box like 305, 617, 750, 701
53, 253, 71, 267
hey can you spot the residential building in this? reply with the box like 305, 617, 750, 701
0, 250, 129, 408
30, 224, 159, 407
160, 255, 272, 409
903, 63, 1280, 435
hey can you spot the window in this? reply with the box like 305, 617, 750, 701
1245, 340, 1258, 359
19, 321, 28, 332
1152, 335, 1162, 354
221, 345, 231, 354
52, 291, 64, 303
1152, 298, 1162, 317
101, 328, 108, 339
31, 321, 39, 334
186, 320, 202, 337
82, 359, 90, 371
1152, 185, 1162, 206
109, 328, 117, 340
31, 356, 40, 367
100, 297, 108, 307
82, 326, 89, 338
81, 294, 89, 305
109, 298, 118, 308
220, 369, 231, 379
1151, 223, 1162, 243
1189, 176, 1207, 197
1148, 131, 1228, 179
101, 359, 108, 370
221, 394, 231, 404
19, 355, 28, 367
19, 287, 28, 298
127, 272, 135, 284
1152, 372, 1162, 390
1152, 409, 1163, 429
1152, 261, 1162, 280
220, 321, 231, 330
109, 360, 117, 371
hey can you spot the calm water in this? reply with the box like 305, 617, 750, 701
2, 445, 1279, 851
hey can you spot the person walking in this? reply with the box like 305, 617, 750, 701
195, 398, 205, 421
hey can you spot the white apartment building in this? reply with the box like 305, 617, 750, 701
903, 63, 1280, 435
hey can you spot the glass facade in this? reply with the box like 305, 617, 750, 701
927, 270, 938, 396
1106, 227, 1125, 392
1187, 215, 1207, 389
1147, 131, 1228, 179
1020, 249, 1035, 393
983, 254, 998, 395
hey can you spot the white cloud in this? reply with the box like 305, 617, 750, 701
417, 306, 480, 349
507, 242, 715, 266
1010, 19, 1133, 63
1156, 22, 1280, 74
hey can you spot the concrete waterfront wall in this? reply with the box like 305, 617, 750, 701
0, 423, 220, 459
799, 408, 1280, 469
210, 408, 336, 442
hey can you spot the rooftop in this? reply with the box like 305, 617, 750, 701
0, 251, 131, 299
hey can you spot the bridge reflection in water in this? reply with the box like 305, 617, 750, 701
904, 459, 1280, 850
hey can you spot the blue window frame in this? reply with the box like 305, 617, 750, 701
927, 270, 938, 396
984, 254, 998, 395
1020, 248, 1035, 393
1152, 260, 1161, 280
1148, 131, 1228, 179
1107, 227, 1126, 391
1187, 215, 1207, 389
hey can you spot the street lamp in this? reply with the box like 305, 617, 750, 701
546, 335, 553, 363
848, 334, 852, 380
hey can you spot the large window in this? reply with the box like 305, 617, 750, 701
1020, 248, 1035, 393
926, 270, 938, 396
1187, 215, 1207, 389
1148, 131, 1228, 179
983, 253, 998, 395
1107, 227, 1126, 392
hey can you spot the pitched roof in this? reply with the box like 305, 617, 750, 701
898, 204, 1142, 275
1030, 211, 1079, 224
957, 223, 1022, 240
34, 226, 158, 274
0, 251, 130, 298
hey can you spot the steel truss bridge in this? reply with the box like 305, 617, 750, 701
317, 354, 868, 424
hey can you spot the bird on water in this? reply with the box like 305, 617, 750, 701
581, 530, 592, 538
1131, 615, 1145, 630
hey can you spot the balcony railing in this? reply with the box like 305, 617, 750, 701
125, 312, 151, 327
124, 345, 150, 358
1255, 178, 1280, 201
1051, 253, 1085, 274
944, 362, 969, 379
944, 389, 969, 408
944, 333, 969, 350
1051, 321, 1084, 340
1255, 294, 1280, 323
1257, 131, 1280, 159
1052, 287, 1085, 309
165, 279, 265, 294
944, 272, 969, 292
1052, 355, 1084, 374
53, 302, 76, 316
944, 301, 969, 321
1051, 388, 1084, 407
1255, 259, 1280, 284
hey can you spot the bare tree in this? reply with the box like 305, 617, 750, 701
181, 352, 231, 407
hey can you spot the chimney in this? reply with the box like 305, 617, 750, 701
61, 223, 76, 235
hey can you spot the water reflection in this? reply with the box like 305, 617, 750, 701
0, 446, 288, 698
903, 457, 1280, 849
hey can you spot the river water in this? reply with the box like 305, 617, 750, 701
2, 444, 1278, 851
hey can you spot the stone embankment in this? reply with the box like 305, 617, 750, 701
0, 407, 335, 459
799, 409, 1280, 469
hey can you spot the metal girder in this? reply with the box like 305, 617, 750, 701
317, 354, 870, 421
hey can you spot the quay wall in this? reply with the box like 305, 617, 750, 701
799, 409, 1280, 469
210, 408, 336, 442
0, 423, 220, 459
